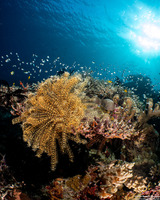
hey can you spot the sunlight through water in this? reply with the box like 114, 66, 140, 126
128, 5, 160, 54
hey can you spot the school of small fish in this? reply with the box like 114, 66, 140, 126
0, 52, 160, 102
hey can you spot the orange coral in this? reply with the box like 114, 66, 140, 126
46, 179, 63, 200
66, 174, 91, 192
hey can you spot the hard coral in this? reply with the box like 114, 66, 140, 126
97, 160, 135, 199
137, 98, 160, 128
12, 72, 88, 170
79, 116, 139, 155
125, 175, 147, 193
45, 178, 63, 200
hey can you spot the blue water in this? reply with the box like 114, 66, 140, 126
0, 0, 160, 90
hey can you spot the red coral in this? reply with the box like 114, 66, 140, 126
141, 185, 160, 199
77, 184, 99, 200
45, 179, 63, 200
19, 81, 29, 91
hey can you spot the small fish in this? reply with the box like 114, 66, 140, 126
28, 76, 31, 79
11, 71, 14, 75
5, 58, 11, 62
13, 83, 15, 86
143, 94, 147, 99
124, 89, 127, 93
108, 80, 112, 83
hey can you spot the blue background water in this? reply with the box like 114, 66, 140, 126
0, 0, 160, 90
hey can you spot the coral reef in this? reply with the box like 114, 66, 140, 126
1, 73, 160, 199
75, 93, 140, 156
53, 160, 147, 199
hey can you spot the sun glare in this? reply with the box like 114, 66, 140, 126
125, 6, 160, 54
143, 24, 160, 39
131, 22, 160, 52
137, 34, 160, 51
136, 23, 160, 51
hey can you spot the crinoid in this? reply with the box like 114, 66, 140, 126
12, 72, 88, 170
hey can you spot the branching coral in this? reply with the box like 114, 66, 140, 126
12, 72, 88, 170
97, 160, 135, 199
77, 114, 139, 155
137, 98, 160, 128
125, 175, 147, 193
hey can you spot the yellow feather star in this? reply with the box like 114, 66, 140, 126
12, 72, 87, 170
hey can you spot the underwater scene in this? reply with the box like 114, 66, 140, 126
1, 0, 160, 199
